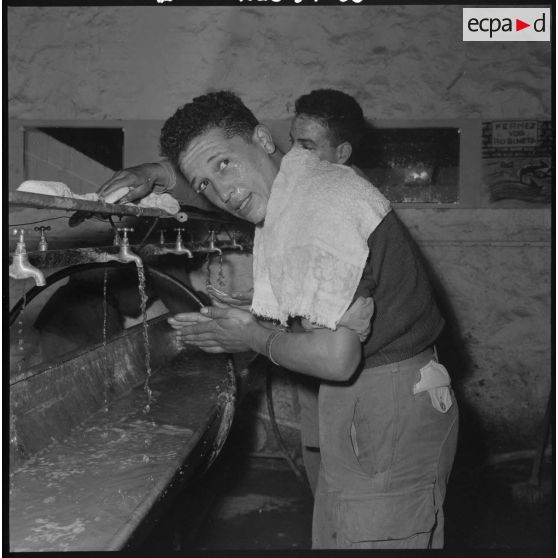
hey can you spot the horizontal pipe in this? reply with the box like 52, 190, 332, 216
9, 190, 175, 219
8, 190, 249, 225
7, 243, 252, 270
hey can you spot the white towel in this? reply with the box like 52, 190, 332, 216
251, 148, 391, 329
137, 192, 180, 215
17, 180, 99, 201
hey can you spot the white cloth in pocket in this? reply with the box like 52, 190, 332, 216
412, 360, 453, 413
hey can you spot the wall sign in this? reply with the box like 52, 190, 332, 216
482, 120, 552, 205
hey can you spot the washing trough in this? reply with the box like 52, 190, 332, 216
8, 264, 236, 551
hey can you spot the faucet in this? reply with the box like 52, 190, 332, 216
159, 228, 193, 258
9, 229, 46, 286
97, 227, 143, 267
34, 226, 51, 251
222, 230, 244, 251
196, 229, 222, 256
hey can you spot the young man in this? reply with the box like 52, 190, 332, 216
290, 88, 364, 164
98, 88, 371, 497
151, 90, 458, 549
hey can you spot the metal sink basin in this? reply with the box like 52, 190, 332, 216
9, 268, 236, 551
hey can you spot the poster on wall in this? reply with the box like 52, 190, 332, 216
482, 120, 552, 205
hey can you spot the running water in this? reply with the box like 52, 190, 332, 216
102, 269, 109, 413
204, 253, 212, 287
10, 283, 28, 480
15, 283, 27, 373
205, 253, 225, 290
136, 266, 152, 415
217, 253, 225, 289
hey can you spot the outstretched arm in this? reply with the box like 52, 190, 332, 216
168, 306, 362, 382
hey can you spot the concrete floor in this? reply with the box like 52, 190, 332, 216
140, 411, 554, 554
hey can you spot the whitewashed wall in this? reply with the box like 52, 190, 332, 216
7, 5, 552, 456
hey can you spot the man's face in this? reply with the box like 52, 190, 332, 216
178, 128, 277, 225
289, 114, 340, 163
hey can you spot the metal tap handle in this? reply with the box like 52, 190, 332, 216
116, 227, 134, 243
173, 228, 185, 240
34, 226, 51, 251
12, 229, 27, 254
13, 228, 26, 242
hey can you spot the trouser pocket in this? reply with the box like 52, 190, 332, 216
336, 486, 436, 549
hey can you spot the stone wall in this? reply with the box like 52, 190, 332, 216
7, 6, 550, 120
7, 5, 552, 457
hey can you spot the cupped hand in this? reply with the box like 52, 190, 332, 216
168, 306, 258, 354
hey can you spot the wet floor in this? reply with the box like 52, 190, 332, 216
139, 412, 554, 555
192, 460, 313, 551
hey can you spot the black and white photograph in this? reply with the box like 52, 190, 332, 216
6, 1, 554, 554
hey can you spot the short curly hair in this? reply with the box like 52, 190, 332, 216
294, 89, 365, 150
160, 90, 259, 167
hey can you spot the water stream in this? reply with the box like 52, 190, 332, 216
136, 266, 152, 416
204, 253, 226, 290
217, 253, 225, 289
10, 284, 27, 461
102, 269, 109, 413
10, 284, 28, 493
204, 253, 212, 287
16, 283, 27, 373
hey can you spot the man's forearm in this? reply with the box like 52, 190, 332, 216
248, 321, 361, 382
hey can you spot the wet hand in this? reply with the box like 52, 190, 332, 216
168, 306, 257, 354
168, 311, 212, 329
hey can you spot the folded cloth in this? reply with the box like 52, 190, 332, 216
17, 180, 98, 201
17, 180, 180, 215
137, 192, 180, 215
251, 148, 391, 329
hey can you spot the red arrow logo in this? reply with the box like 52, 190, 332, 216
516, 19, 530, 31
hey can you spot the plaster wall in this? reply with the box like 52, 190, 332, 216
7, 5, 552, 455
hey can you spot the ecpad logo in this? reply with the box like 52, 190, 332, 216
463, 8, 550, 41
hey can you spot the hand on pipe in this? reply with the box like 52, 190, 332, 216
206, 285, 254, 310
167, 306, 258, 354
97, 162, 169, 204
